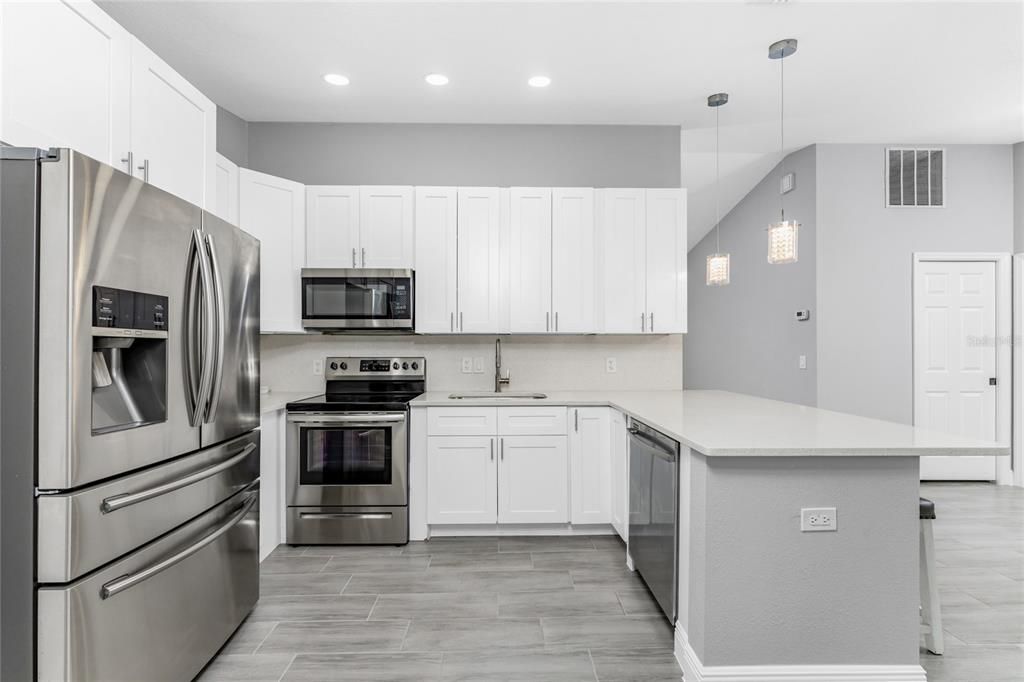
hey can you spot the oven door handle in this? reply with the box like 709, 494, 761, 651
299, 511, 394, 520
287, 414, 406, 425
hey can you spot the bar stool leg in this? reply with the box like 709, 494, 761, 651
920, 517, 944, 655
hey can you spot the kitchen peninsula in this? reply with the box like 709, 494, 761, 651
409, 389, 1007, 682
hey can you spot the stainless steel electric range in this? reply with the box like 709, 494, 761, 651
285, 357, 425, 545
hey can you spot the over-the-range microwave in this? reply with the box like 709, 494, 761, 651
300, 268, 414, 332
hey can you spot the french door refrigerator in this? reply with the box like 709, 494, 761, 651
0, 148, 261, 681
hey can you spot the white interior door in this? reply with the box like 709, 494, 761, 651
914, 260, 998, 480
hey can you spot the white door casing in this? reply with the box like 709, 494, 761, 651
914, 256, 1004, 480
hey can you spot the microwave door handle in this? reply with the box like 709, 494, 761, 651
203, 233, 226, 423
183, 230, 204, 426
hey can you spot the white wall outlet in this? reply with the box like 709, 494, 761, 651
606, 357, 617, 373
473, 357, 485, 374
312, 359, 324, 375
460, 357, 473, 373
798, 355, 807, 370
801, 507, 837, 532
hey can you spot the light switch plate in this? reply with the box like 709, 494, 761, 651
798, 355, 807, 370
801, 507, 837, 532
312, 359, 324, 375
460, 357, 472, 373
606, 357, 617, 373
473, 357, 485, 374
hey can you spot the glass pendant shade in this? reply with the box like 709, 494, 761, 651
767, 220, 799, 264
706, 253, 730, 286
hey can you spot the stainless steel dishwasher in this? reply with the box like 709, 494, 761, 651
628, 419, 680, 622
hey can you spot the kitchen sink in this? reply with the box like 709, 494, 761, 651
448, 392, 548, 400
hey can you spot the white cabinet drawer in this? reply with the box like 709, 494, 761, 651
497, 406, 568, 436
427, 407, 498, 436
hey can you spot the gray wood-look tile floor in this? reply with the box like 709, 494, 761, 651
198, 483, 1023, 681
919, 482, 1024, 682
197, 535, 680, 681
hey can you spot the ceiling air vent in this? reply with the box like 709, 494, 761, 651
886, 148, 944, 207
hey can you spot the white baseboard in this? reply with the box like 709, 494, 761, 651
674, 627, 926, 682
427, 524, 617, 537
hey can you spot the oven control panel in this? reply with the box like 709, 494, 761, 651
326, 357, 425, 379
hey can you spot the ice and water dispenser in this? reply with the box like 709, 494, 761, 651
91, 286, 168, 434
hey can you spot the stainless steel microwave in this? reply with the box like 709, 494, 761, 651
300, 268, 414, 331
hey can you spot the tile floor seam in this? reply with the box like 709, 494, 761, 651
275, 653, 297, 682
336, 574, 353, 595
251, 620, 280, 655
587, 647, 601, 681
365, 594, 380, 620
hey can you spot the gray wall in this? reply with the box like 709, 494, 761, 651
1015, 142, 1024, 252
688, 454, 921, 666
684, 145, 817, 406
245, 122, 681, 187
216, 107, 249, 167
816, 144, 1014, 424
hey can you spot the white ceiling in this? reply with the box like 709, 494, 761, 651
99, 1, 1024, 248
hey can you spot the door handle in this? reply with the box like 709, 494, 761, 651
137, 158, 149, 182
195, 230, 217, 425
500, 437, 504, 461
641, 313, 646, 333
183, 230, 206, 427
574, 409, 579, 432
450, 312, 454, 333
203, 233, 226, 423
490, 438, 495, 461
555, 312, 559, 332
287, 413, 406, 425
649, 312, 654, 333
299, 512, 393, 520
351, 248, 357, 267
460, 312, 464, 332
120, 151, 133, 174
100, 443, 256, 513
100, 491, 257, 599
361, 247, 366, 266
546, 312, 550, 332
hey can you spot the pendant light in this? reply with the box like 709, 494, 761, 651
706, 92, 730, 286
766, 38, 799, 265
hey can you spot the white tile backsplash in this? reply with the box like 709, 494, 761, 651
260, 334, 683, 394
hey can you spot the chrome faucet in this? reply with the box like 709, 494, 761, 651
495, 339, 511, 392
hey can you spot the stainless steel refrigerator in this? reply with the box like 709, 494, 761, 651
0, 148, 261, 681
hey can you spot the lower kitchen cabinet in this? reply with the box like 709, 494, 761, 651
610, 409, 629, 540
569, 407, 612, 525
498, 436, 569, 524
427, 436, 498, 525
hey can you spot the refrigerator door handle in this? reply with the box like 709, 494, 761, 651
203, 233, 226, 423
100, 491, 257, 599
195, 230, 217, 424
183, 230, 204, 426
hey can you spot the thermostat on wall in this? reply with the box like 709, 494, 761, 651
795, 309, 810, 321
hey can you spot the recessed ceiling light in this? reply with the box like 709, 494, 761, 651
425, 73, 449, 86
528, 75, 552, 88
323, 73, 350, 86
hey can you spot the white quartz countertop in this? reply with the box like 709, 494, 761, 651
410, 389, 1008, 457
259, 391, 317, 415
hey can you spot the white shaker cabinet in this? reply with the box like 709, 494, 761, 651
597, 189, 647, 333
508, 188, 553, 333
427, 436, 498, 525
305, 186, 360, 268
128, 38, 216, 209
239, 169, 306, 333
569, 408, 612, 525
645, 189, 687, 333
551, 188, 596, 333
213, 153, 240, 225
456, 188, 502, 333
0, 0, 131, 168
359, 186, 415, 268
414, 187, 459, 333
610, 409, 629, 540
498, 436, 569, 524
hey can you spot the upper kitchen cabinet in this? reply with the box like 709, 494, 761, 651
551, 188, 596, 333
213, 153, 240, 226
0, 1, 131, 167
597, 188, 687, 333
414, 187, 459, 333
456, 188, 502, 333
508, 188, 553, 333
304, 186, 414, 268
644, 189, 687, 333
306, 186, 360, 268
239, 169, 306, 333
129, 38, 217, 209
360, 186, 415, 268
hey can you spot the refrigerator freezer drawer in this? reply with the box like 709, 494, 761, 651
287, 506, 408, 545
38, 486, 260, 682
37, 430, 259, 583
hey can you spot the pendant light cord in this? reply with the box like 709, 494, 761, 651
780, 50, 785, 223
715, 103, 721, 253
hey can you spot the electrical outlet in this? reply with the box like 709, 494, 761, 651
461, 357, 473, 374
473, 357, 485, 374
801, 507, 837, 532
606, 357, 617, 373
798, 355, 807, 370
312, 359, 324, 375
